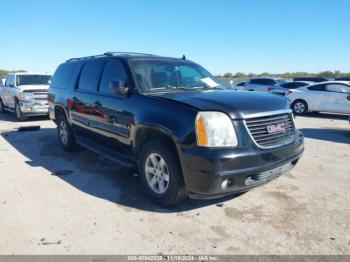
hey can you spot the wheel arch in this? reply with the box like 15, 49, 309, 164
53, 104, 70, 123
134, 126, 179, 159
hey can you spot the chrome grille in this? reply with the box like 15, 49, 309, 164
245, 113, 295, 148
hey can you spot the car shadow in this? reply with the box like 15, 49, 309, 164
1, 126, 240, 213
299, 128, 350, 144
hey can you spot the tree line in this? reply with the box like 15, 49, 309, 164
0, 69, 27, 76
216, 71, 350, 79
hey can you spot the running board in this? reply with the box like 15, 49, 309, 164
76, 137, 137, 168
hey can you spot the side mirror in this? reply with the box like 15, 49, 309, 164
110, 79, 129, 95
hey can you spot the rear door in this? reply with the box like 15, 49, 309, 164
70, 59, 104, 139
323, 83, 350, 113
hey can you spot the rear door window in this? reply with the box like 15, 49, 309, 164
307, 84, 326, 91
98, 59, 128, 94
78, 60, 104, 92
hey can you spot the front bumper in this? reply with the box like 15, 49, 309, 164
19, 100, 49, 115
179, 131, 304, 199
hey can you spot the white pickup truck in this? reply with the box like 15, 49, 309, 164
0, 73, 52, 121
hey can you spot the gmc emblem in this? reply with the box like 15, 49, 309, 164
266, 123, 286, 134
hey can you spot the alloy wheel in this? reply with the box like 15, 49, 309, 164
145, 153, 170, 194
294, 102, 305, 114
59, 121, 68, 145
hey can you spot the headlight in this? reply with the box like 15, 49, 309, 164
195, 111, 238, 147
18, 92, 33, 100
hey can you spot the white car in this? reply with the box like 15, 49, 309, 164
0, 73, 52, 121
286, 81, 350, 115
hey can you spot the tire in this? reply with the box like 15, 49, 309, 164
15, 101, 28, 121
138, 141, 187, 206
0, 98, 6, 113
56, 113, 77, 151
292, 100, 308, 115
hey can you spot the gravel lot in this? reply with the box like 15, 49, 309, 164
0, 112, 349, 255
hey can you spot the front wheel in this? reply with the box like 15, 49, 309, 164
292, 100, 308, 115
15, 101, 28, 121
139, 141, 187, 206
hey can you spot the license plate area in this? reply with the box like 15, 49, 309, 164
245, 162, 293, 186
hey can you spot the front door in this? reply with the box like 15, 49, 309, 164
89, 58, 135, 154
323, 83, 350, 114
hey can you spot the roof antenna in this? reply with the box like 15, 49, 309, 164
181, 54, 186, 60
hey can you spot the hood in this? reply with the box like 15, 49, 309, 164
18, 85, 49, 91
152, 90, 290, 119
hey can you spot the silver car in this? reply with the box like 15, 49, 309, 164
241, 77, 288, 95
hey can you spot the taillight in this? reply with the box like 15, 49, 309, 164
267, 87, 273, 91
286, 90, 292, 95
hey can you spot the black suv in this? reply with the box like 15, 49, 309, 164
48, 52, 304, 206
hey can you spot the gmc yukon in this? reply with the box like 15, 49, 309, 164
48, 52, 304, 206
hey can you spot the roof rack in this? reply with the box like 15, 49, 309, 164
66, 52, 156, 62
104, 52, 156, 56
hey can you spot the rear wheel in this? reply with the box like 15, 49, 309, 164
292, 100, 308, 115
57, 113, 77, 151
139, 141, 187, 206
15, 101, 28, 121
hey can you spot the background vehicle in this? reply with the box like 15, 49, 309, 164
293, 77, 332, 82
242, 77, 288, 95
49, 52, 303, 206
280, 81, 313, 89
287, 81, 350, 115
0, 73, 52, 120
335, 77, 350, 81
233, 81, 246, 90
270, 81, 314, 96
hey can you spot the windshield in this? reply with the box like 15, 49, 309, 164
129, 60, 222, 93
16, 75, 52, 86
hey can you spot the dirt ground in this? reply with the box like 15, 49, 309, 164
0, 112, 349, 255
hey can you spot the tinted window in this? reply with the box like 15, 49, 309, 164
250, 79, 276, 85
236, 81, 246, 86
308, 84, 326, 91
99, 60, 128, 94
281, 82, 307, 89
16, 75, 52, 86
51, 62, 81, 89
78, 60, 104, 92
